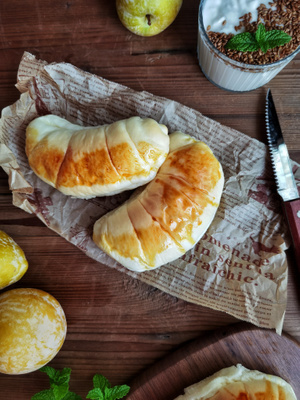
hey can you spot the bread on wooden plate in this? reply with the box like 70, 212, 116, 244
174, 364, 297, 400
26, 115, 169, 198
93, 131, 224, 272
0, 288, 67, 374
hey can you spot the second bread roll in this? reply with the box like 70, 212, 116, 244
93, 131, 224, 272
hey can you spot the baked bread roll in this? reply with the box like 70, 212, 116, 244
174, 364, 297, 400
93, 131, 224, 272
0, 288, 67, 374
26, 115, 169, 198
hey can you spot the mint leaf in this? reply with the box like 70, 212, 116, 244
93, 374, 111, 391
256, 24, 269, 53
52, 384, 69, 400
87, 375, 130, 400
63, 392, 83, 400
255, 23, 266, 44
86, 388, 104, 400
34, 367, 82, 400
40, 366, 72, 387
31, 389, 55, 400
225, 32, 260, 52
40, 366, 58, 382
106, 385, 130, 400
264, 29, 292, 51
55, 368, 72, 386
225, 23, 292, 54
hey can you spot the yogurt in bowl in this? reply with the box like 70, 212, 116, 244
197, 0, 300, 92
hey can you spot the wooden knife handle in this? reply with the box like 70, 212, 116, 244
283, 198, 300, 270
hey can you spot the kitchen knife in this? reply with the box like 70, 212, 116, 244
265, 89, 300, 269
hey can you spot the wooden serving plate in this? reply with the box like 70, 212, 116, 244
126, 323, 300, 400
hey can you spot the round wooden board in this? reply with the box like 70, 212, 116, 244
126, 323, 300, 400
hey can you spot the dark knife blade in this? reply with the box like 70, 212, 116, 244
265, 89, 300, 269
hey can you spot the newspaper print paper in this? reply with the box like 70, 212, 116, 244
1, 52, 299, 334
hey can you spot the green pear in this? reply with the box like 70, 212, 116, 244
116, 0, 183, 37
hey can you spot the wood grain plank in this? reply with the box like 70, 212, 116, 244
0, 0, 299, 398
127, 323, 300, 400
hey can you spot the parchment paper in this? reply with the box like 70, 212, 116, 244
1, 52, 299, 334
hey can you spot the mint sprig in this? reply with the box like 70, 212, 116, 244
31, 367, 81, 400
31, 367, 130, 400
225, 23, 292, 53
86, 374, 130, 400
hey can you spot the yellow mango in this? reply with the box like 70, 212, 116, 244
0, 230, 28, 289
0, 288, 67, 374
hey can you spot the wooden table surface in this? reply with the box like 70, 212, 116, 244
0, 0, 300, 399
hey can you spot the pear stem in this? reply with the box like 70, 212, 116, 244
146, 14, 152, 26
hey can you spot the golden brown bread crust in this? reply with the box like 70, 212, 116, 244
26, 134, 66, 185
209, 380, 286, 400
93, 131, 224, 272
174, 364, 297, 400
26, 115, 169, 198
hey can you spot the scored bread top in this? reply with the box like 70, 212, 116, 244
173, 364, 297, 400
25, 115, 169, 198
93, 130, 224, 272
